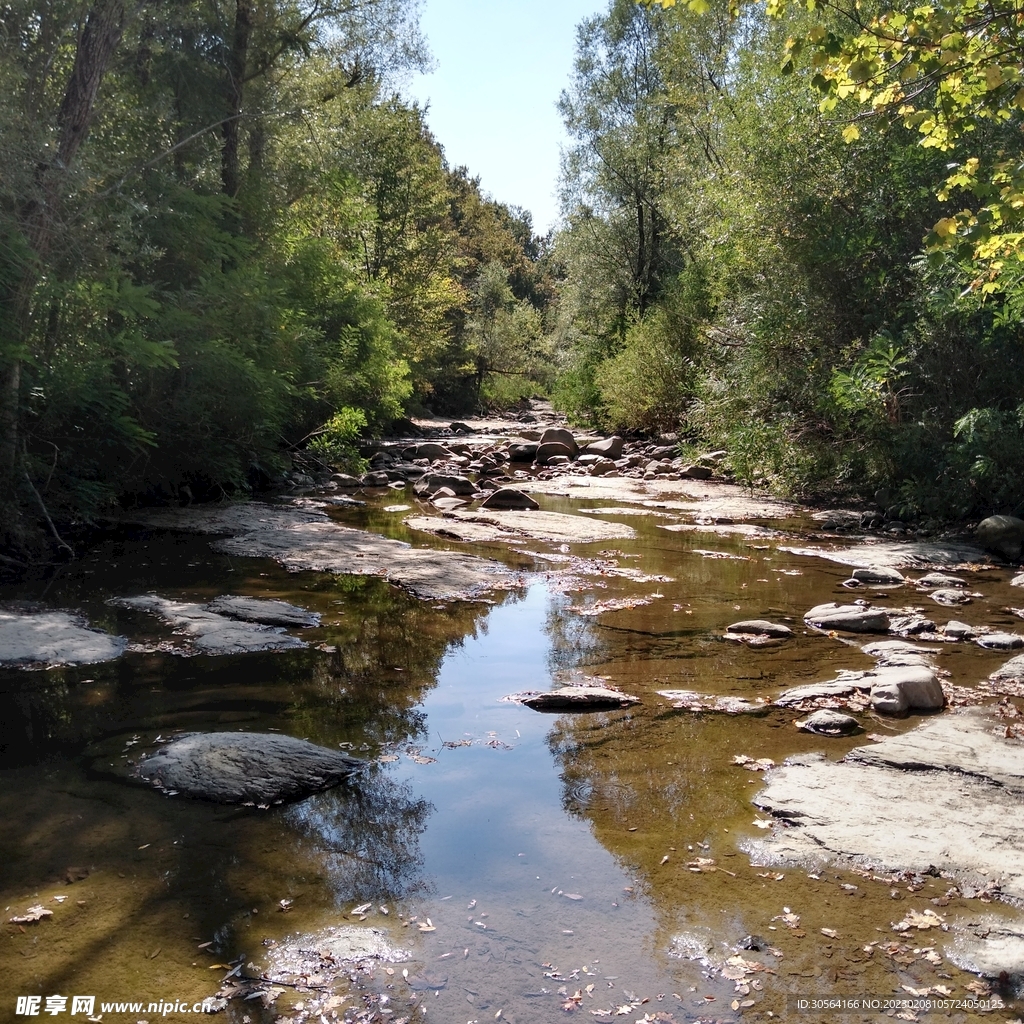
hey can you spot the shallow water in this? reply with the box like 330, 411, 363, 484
2, 492, 1022, 1023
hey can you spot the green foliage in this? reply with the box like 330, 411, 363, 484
308, 407, 369, 469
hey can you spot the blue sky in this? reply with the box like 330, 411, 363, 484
405, 0, 604, 235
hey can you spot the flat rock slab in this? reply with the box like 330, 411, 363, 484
507, 685, 640, 711
206, 596, 320, 627
780, 539, 987, 570
116, 595, 307, 654
135, 731, 365, 803
804, 602, 890, 633
0, 610, 127, 668
405, 509, 635, 545
127, 503, 519, 602
727, 620, 794, 639
774, 675, 872, 708
753, 708, 1024, 905
658, 690, 769, 715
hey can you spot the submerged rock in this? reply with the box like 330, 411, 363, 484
135, 731, 365, 803
991, 653, 1024, 685
929, 587, 972, 606
658, 689, 769, 715
0, 610, 127, 668
915, 572, 966, 588
116, 595, 307, 655
804, 602, 890, 633
405, 508, 634, 545
795, 709, 861, 736
774, 676, 871, 708
509, 685, 640, 711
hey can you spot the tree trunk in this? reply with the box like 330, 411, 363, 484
221, 0, 252, 198
0, 0, 132, 481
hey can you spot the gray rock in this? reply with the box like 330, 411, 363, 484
535, 441, 574, 464
414, 473, 475, 496
753, 708, 1024, 909
774, 676, 872, 708
726, 619, 794, 639
538, 427, 579, 457
682, 465, 713, 480
405, 508, 634, 544
795, 709, 861, 735
589, 458, 618, 476
416, 442, 452, 461
915, 571, 966, 588
943, 620, 974, 639
851, 566, 905, 585
1012, 572, 1024, 587
976, 632, 1024, 651
515, 685, 639, 711
954, 920, 1024, 982
869, 665, 945, 714
991, 653, 1024, 685
479, 487, 540, 511
136, 732, 364, 803
928, 587, 972, 606
658, 690, 768, 715
507, 442, 539, 462
976, 514, 1024, 560
330, 473, 361, 489
206, 596, 320, 628
860, 639, 939, 658
583, 436, 623, 459
804, 602, 890, 633
0, 610, 127, 669
546, 454, 571, 466
117, 595, 307, 655
360, 471, 390, 487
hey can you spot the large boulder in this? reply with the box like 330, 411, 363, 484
976, 514, 1024, 560
851, 566, 905, 585
583, 436, 624, 460
538, 427, 578, 457
479, 487, 539, 511
804, 602, 890, 633
413, 473, 475, 496
416, 442, 452, 461
135, 732, 365, 803
869, 665, 945, 714
535, 441, 574, 464
507, 442, 539, 462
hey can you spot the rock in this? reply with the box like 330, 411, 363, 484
804, 602, 890, 633
126, 503, 519, 602
861, 639, 939, 657
868, 665, 944, 714
726, 619, 793, 639
928, 587, 971, 606
405, 509, 634, 544
955, 920, 1024, 982
547, 454, 571, 466
135, 732, 364, 803
116, 595, 308, 654
976, 514, 1024, 560
753, 708, 1024, 908
851, 566, 905, 585
658, 690, 768, 715
330, 473, 361, 489
942, 620, 974, 639
360, 471, 390, 487
774, 676, 872, 708
583, 436, 623, 459
779, 538, 987, 569
795, 709, 861, 736
535, 441, 574, 464
431, 496, 468, 511
915, 571, 965, 588
0, 610, 127, 669
975, 632, 1024, 650
1012, 572, 1024, 587
206, 596, 320, 628
512, 685, 639, 711
414, 473, 475, 496
479, 488, 539, 510
681, 465, 713, 480
538, 427, 578, 457
590, 458, 617, 476
415, 442, 451, 461
507, 442, 539, 462
449, 421, 472, 433
991, 653, 1024, 685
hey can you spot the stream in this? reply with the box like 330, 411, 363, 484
2, 437, 1023, 1024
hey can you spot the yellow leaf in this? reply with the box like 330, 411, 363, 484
933, 217, 958, 238
842, 124, 861, 143
985, 65, 1003, 90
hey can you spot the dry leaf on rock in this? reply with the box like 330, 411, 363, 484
10, 905, 53, 924
732, 754, 775, 771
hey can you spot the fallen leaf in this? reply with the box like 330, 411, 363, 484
821, 928, 838, 938
418, 918, 436, 932
352, 902, 372, 915
10, 905, 53, 924
563, 893, 584, 900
